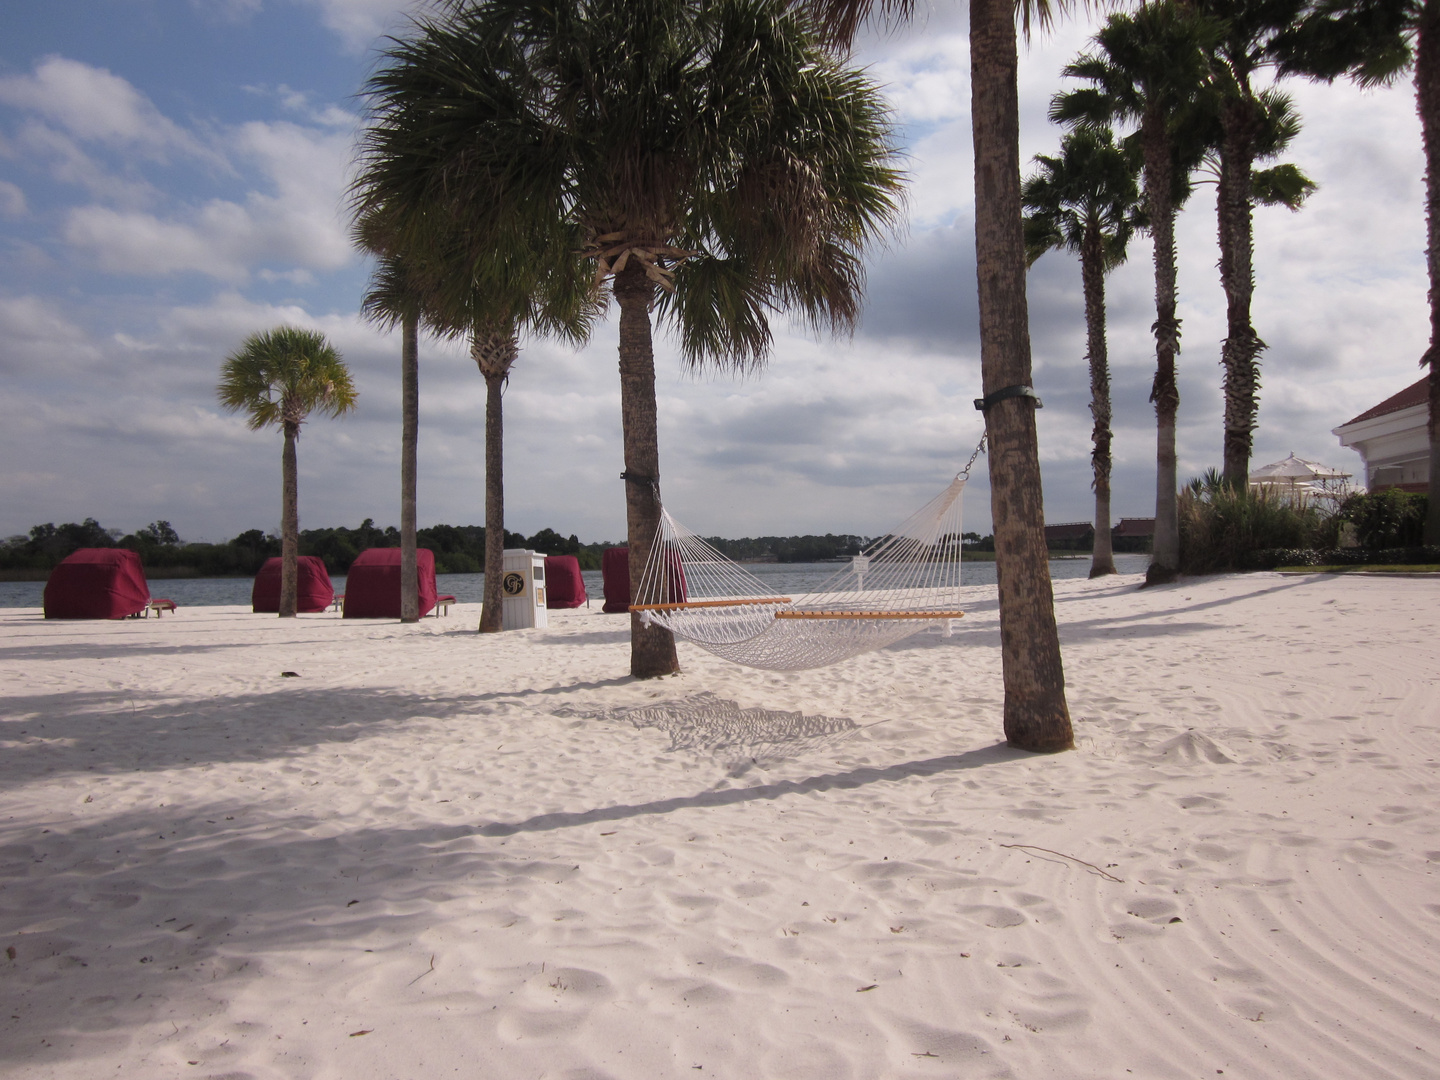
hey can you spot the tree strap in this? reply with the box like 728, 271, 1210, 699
621, 471, 662, 502
974, 384, 1043, 412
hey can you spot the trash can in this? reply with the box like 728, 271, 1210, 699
501, 549, 549, 630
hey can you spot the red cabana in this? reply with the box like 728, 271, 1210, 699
601, 546, 630, 614
543, 555, 588, 609
43, 548, 150, 619
251, 556, 334, 613
343, 547, 440, 618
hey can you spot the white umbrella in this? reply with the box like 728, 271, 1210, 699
1249, 453, 1350, 484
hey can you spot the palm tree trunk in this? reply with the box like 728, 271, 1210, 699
474, 329, 515, 634
612, 262, 680, 679
400, 313, 420, 623
1218, 96, 1265, 490
280, 419, 299, 618
1143, 106, 1181, 585
480, 369, 506, 632
970, 0, 1072, 752
1081, 222, 1116, 578
1421, 0, 1440, 544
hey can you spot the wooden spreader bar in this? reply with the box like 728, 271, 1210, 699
631, 597, 793, 613
773, 610, 966, 620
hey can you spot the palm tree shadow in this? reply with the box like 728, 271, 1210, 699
0, 737, 1023, 1069
478, 741, 1024, 836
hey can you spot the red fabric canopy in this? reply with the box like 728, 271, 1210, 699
252, 556, 334, 613
343, 547, 438, 618
44, 548, 150, 619
543, 555, 588, 609
601, 546, 630, 614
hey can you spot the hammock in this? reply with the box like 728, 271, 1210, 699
632, 474, 969, 671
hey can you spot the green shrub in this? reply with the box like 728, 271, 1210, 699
1338, 489, 1428, 549
1178, 474, 1326, 574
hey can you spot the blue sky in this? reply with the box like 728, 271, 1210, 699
0, 1, 1428, 545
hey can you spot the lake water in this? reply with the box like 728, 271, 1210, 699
0, 554, 1150, 610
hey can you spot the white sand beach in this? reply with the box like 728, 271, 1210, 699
2, 570, 1437, 1079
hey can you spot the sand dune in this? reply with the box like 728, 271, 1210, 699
2, 570, 1437, 1078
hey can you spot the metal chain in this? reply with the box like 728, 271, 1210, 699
958, 432, 988, 481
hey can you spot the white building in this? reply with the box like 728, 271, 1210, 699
1332, 377, 1431, 494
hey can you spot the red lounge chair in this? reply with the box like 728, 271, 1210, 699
601, 546, 629, 613
343, 548, 439, 618
43, 549, 151, 619
252, 556, 335, 613
543, 555, 588, 608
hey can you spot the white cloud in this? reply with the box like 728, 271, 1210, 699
0, 56, 212, 162
60, 119, 354, 281
244, 82, 359, 128
303, 0, 419, 53
10, 121, 160, 207
0, 180, 25, 217
0, 295, 102, 375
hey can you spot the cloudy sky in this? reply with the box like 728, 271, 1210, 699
0, 0, 1426, 546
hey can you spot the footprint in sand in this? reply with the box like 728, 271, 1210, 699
1120, 896, 1181, 924
1176, 794, 1225, 810
960, 904, 1028, 929
708, 958, 790, 989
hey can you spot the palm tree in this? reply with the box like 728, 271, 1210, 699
1054, 2, 1221, 587
1273, 0, 1440, 543
356, 250, 424, 623
1185, 0, 1317, 489
217, 327, 357, 618
352, 0, 903, 678
804, 0, 1075, 751
1200, 88, 1316, 489
1023, 126, 1143, 579
472, 322, 518, 633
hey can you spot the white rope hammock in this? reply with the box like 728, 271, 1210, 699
632, 473, 969, 671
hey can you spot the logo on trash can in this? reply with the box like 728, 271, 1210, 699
502, 571, 526, 597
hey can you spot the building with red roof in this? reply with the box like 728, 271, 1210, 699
1332, 377, 1430, 494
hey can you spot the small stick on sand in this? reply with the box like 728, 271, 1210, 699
999, 844, 1123, 883
406, 954, 436, 986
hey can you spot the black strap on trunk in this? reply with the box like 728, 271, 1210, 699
974, 384, 1043, 412
621, 471, 661, 502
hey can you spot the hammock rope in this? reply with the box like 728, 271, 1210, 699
632, 443, 982, 671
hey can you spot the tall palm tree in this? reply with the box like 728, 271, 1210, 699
353, 0, 903, 678
1023, 126, 1144, 579
357, 250, 424, 623
1054, 2, 1221, 586
1188, 0, 1316, 489
804, 0, 1075, 751
1198, 87, 1316, 489
217, 327, 357, 618
1274, 0, 1440, 543
472, 322, 518, 633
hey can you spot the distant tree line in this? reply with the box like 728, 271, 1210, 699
0, 518, 609, 577
4, 519, 938, 576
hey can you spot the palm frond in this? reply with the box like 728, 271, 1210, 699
217, 327, 357, 431
1251, 162, 1317, 207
